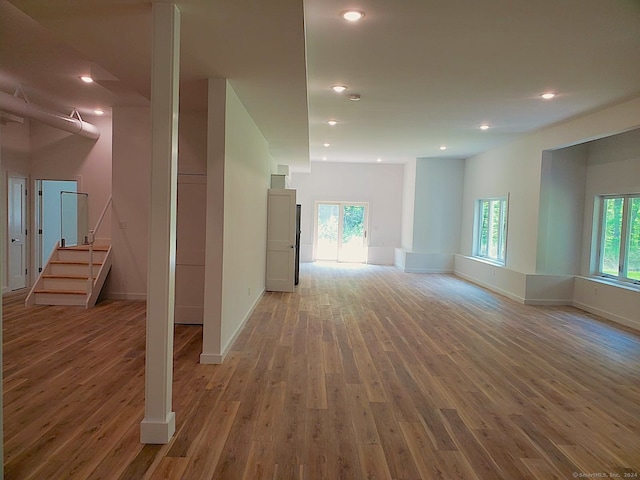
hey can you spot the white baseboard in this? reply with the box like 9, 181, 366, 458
572, 300, 639, 331
105, 292, 147, 301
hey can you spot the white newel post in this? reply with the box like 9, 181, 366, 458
140, 2, 180, 444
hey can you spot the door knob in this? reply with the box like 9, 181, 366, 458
11, 238, 18, 242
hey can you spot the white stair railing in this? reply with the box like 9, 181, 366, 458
87, 196, 112, 294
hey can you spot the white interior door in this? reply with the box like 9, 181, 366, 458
8, 176, 28, 290
266, 189, 296, 292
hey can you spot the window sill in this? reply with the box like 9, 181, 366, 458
470, 256, 505, 267
578, 275, 640, 293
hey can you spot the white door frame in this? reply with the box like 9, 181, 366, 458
313, 201, 369, 263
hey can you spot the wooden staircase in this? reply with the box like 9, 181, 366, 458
25, 243, 112, 308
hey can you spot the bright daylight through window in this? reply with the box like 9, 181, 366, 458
475, 197, 508, 264
597, 194, 640, 283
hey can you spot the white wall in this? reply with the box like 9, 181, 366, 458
220, 83, 272, 353
109, 106, 150, 300
202, 79, 274, 363
401, 158, 416, 250
396, 157, 464, 273
536, 145, 588, 275
0, 119, 30, 292
289, 161, 404, 265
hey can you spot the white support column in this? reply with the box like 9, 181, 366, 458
200, 78, 226, 364
140, 1, 180, 444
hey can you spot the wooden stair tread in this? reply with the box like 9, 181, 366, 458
50, 260, 103, 266
43, 274, 94, 280
34, 289, 87, 295
58, 245, 109, 251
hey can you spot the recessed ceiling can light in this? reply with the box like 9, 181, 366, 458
349, 93, 361, 101
94, 109, 105, 115
327, 120, 338, 126
479, 124, 490, 130
341, 10, 365, 22
541, 92, 555, 99
331, 85, 347, 93
440, 146, 447, 150
323, 143, 331, 147
80, 75, 94, 83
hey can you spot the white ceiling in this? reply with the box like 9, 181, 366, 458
2, 0, 640, 171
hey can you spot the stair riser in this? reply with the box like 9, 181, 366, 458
50, 264, 101, 276
34, 293, 86, 306
43, 278, 91, 291
56, 250, 108, 263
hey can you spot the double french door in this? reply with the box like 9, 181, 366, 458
314, 202, 368, 263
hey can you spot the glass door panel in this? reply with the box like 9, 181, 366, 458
339, 204, 366, 262
316, 203, 339, 260
61, 191, 89, 247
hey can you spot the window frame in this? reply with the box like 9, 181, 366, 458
596, 193, 640, 285
474, 195, 509, 265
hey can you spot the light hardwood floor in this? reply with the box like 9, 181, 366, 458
3, 263, 640, 479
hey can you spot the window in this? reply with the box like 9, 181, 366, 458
597, 194, 640, 283
475, 197, 508, 264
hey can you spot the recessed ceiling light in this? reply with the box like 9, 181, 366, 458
341, 10, 365, 22
94, 109, 105, 115
327, 120, 338, 126
323, 143, 331, 147
349, 93, 361, 101
80, 75, 94, 83
440, 146, 447, 150
479, 124, 490, 130
541, 92, 555, 99
331, 85, 347, 93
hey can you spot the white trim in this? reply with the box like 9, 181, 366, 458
572, 301, 639, 331
140, 412, 176, 444
105, 292, 147, 301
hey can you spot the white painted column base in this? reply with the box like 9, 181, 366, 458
140, 412, 176, 444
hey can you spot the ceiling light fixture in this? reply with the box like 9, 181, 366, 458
80, 75, 94, 83
341, 10, 365, 22
323, 143, 330, 147
440, 146, 447, 150
94, 109, 105, 115
377, 158, 382, 163
322, 156, 327, 161
331, 85, 347, 93
541, 92, 555, 99
349, 93, 361, 101
327, 120, 338, 126
479, 124, 490, 130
